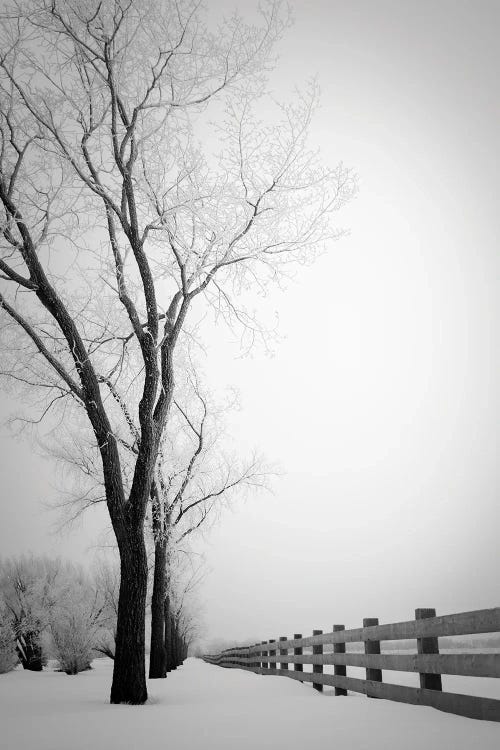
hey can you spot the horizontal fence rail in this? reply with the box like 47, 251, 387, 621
203, 607, 500, 722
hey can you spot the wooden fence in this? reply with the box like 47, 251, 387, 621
203, 607, 500, 722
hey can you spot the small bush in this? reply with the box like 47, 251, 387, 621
0, 556, 117, 675
0, 608, 18, 673
51, 614, 93, 675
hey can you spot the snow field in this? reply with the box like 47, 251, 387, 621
1, 657, 500, 750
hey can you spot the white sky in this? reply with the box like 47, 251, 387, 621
1, 0, 499, 643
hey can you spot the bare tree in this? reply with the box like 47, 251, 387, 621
0, 0, 356, 702
149, 373, 269, 677
42, 368, 270, 678
162, 547, 206, 670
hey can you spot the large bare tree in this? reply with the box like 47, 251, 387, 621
44, 368, 269, 679
0, 0, 356, 702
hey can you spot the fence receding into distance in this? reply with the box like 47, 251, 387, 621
203, 607, 500, 722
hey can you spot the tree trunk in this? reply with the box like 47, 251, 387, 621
164, 595, 172, 672
171, 616, 178, 670
16, 631, 43, 671
110, 523, 149, 704
149, 537, 167, 678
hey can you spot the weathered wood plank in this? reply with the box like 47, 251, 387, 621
210, 651, 500, 677
205, 605, 500, 722
244, 608, 500, 651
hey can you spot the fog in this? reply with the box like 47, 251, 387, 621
1, 0, 499, 645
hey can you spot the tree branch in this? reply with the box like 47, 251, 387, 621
0, 293, 82, 398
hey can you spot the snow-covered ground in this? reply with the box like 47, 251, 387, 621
2, 658, 499, 750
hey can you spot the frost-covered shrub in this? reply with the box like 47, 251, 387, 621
0, 556, 118, 675
91, 560, 119, 660
51, 611, 94, 675
0, 556, 62, 671
0, 602, 18, 673
95, 628, 116, 660
50, 571, 113, 674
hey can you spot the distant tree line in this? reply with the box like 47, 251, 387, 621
0, 554, 200, 675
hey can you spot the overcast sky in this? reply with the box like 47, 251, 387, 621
1, 0, 499, 644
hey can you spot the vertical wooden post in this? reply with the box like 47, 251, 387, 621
269, 639, 276, 675
363, 617, 382, 695
312, 629, 323, 692
415, 608, 442, 691
294, 633, 303, 680
261, 641, 268, 671
333, 624, 347, 696
279, 636, 288, 671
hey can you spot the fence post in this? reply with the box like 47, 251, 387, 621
363, 617, 382, 696
261, 641, 268, 671
415, 608, 442, 691
269, 639, 276, 675
294, 633, 303, 680
253, 643, 259, 672
333, 624, 347, 696
279, 636, 288, 671
312, 629, 323, 692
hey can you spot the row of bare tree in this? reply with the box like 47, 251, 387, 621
0, 554, 199, 675
0, 0, 355, 702
0, 556, 117, 674
45, 368, 266, 677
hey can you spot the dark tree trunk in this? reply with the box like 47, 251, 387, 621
171, 616, 178, 670
110, 523, 149, 704
149, 537, 167, 678
164, 596, 173, 672
16, 631, 43, 671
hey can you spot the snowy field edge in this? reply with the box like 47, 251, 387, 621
2, 657, 500, 750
